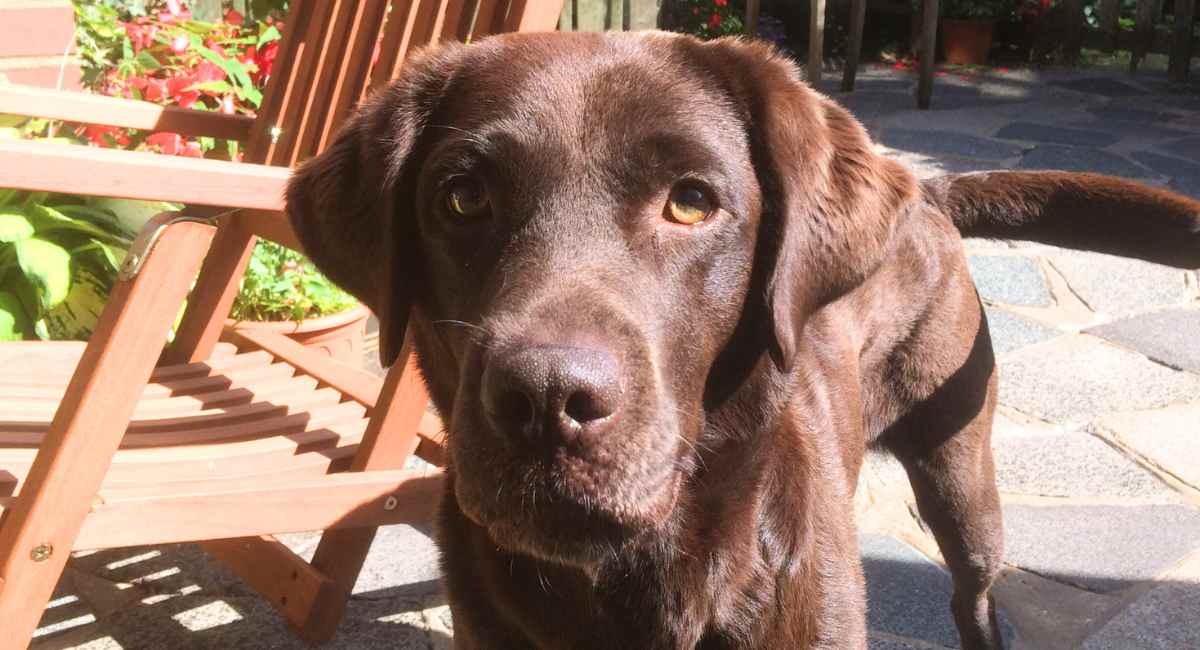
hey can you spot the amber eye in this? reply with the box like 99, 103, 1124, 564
445, 177, 490, 217
665, 183, 715, 225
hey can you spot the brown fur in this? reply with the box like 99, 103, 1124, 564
286, 31, 1200, 650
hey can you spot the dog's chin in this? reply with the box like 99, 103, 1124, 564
454, 468, 682, 568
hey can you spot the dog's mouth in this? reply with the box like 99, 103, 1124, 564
449, 426, 687, 566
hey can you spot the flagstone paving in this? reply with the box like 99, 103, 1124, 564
31, 64, 1199, 649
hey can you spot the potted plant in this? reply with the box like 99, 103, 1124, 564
224, 240, 369, 368
937, 0, 1014, 65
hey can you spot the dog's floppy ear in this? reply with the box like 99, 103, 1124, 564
689, 38, 917, 371
286, 45, 467, 367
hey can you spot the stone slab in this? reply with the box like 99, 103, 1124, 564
967, 256, 1053, 307
998, 335, 1200, 425
1047, 251, 1191, 316
992, 430, 1175, 499
995, 122, 1121, 148
1082, 577, 1200, 649
1130, 150, 1200, 185
1051, 78, 1147, 98
1003, 503, 1200, 594
1160, 135, 1200, 161
881, 128, 1024, 161
1086, 105, 1173, 123
868, 637, 928, 650
984, 307, 1061, 356
860, 534, 960, 648
1086, 308, 1200, 373
1095, 404, 1200, 489
1017, 144, 1154, 178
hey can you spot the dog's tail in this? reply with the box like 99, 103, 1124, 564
923, 171, 1200, 268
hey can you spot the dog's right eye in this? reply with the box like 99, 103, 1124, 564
445, 178, 490, 218
665, 183, 715, 225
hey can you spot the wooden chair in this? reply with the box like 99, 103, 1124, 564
0, 1, 563, 647
814, 0, 940, 109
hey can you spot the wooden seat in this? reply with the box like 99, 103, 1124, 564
0, 1, 563, 647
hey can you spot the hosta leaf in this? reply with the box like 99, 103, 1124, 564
14, 238, 72, 312
27, 204, 128, 244
0, 211, 34, 242
0, 290, 32, 340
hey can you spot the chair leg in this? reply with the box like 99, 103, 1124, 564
842, 0, 867, 92
299, 339, 431, 642
0, 218, 215, 648
808, 0, 826, 84
918, 0, 940, 109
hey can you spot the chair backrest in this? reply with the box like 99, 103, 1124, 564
243, 0, 556, 169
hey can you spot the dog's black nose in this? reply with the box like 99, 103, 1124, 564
482, 344, 622, 445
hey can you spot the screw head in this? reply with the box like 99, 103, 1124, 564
30, 543, 53, 562
383, 495, 399, 511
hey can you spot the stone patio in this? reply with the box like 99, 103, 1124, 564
30, 63, 1199, 649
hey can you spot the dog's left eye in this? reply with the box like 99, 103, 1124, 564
445, 177, 490, 218
665, 183, 715, 225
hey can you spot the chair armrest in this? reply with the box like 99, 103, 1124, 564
0, 84, 254, 141
0, 138, 288, 211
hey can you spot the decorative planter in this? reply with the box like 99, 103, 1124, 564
225, 304, 370, 368
941, 18, 996, 65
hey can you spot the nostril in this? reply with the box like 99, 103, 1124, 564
496, 389, 536, 431
563, 389, 612, 424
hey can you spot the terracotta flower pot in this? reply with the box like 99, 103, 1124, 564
941, 18, 996, 65
225, 304, 370, 368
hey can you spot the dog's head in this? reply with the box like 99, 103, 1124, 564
287, 32, 915, 566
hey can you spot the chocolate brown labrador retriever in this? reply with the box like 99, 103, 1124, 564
286, 31, 1200, 649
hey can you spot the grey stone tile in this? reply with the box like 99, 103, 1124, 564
998, 335, 1200, 425
967, 256, 1053, 307
1002, 503, 1200, 593
1130, 150, 1200, 185
1079, 119, 1190, 142
881, 128, 1025, 161
984, 307, 1061, 356
995, 122, 1122, 148
1096, 404, 1200, 489
1087, 105, 1174, 123
861, 534, 960, 647
1017, 145, 1154, 178
1051, 78, 1148, 97
868, 637, 928, 650
350, 523, 443, 596
992, 430, 1174, 499
1082, 578, 1200, 649
829, 91, 914, 120
1160, 135, 1200, 161
1048, 250, 1191, 316
1086, 308, 1200, 373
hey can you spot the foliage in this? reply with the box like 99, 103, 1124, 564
0, 190, 149, 341
938, 0, 1016, 20
72, 0, 285, 159
669, 0, 746, 40
230, 241, 357, 322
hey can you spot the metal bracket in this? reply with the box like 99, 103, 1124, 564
118, 210, 235, 281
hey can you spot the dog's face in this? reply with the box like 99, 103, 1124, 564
288, 32, 915, 566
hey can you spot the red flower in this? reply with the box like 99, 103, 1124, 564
224, 9, 245, 25
166, 76, 200, 108
79, 124, 130, 148
254, 41, 279, 82
195, 60, 225, 84
708, 12, 723, 28
146, 132, 183, 155
181, 140, 204, 158
715, 0, 728, 6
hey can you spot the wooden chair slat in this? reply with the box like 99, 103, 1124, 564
263, 0, 338, 166
317, 0, 393, 155
246, 0, 318, 161
289, 0, 365, 166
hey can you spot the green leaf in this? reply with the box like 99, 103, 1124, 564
0, 189, 19, 207
192, 80, 236, 95
86, 197, 178, 234
136, 49, 162, 71
27, 204, 129, 244
0, 290, 32, 340
14, 238, 72, 312
0, 211, 35, 242
257, 24, 282, 47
